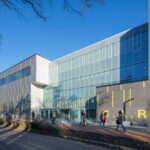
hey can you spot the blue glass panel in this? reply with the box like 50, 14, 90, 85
120, 23, 148, 83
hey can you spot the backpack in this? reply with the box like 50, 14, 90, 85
116, 117, 121, 124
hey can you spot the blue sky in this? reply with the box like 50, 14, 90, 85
0, 0, 148, 72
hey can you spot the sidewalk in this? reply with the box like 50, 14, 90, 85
60, 120, 150, 133
56, 120, 150, 143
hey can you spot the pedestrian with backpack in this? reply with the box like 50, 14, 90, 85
116, 110, 126, 131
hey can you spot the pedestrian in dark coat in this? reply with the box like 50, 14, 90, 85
116, 111, 126, 131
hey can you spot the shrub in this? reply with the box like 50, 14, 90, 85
30, 120, 63, 136
4, 114, 12, 126
12, 119, 20, 128
30, 120, 43, 131
20, 114, 31, 130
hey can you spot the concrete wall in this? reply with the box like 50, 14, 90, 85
35, 55, 50, 85
31, 55, 51, 116
0, 54, 51, 117
0, 55, 36, 117
96, 80, 150, 123
31, 84, 44, 116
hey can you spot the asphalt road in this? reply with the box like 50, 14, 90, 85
0, 127, 109, 150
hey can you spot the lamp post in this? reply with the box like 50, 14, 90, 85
123, 98, 135, 121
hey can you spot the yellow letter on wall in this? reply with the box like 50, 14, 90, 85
138, 110, 147, 119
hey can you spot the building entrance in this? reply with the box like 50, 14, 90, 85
61, 109, 70, 120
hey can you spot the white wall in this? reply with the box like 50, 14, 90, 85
31, 55, 52, 116
35, 55, 50, 85
31, 84, 44, 115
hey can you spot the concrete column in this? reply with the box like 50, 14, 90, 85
48, 110, 50, 119
78, 109, 82, 121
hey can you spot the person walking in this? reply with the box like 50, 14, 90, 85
80, 111, 87, 126
50, 110, 52, 119
99, 111, 104, 126
116, 110, 126, 131
82, 112, 86, 126
52, 111, 56, 124
103, 112, 107, 127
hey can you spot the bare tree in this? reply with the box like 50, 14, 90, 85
0, 0, 105, 44
0, 0, 105, 21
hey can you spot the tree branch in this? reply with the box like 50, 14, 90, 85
21, 0, 47, 21
1, 0, 25, 19
63, 0, 83, 15
0, 0, 105, 20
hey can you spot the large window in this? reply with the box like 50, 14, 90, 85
0, 66, 31, 86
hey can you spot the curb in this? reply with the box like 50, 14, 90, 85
62, 135, 136, 150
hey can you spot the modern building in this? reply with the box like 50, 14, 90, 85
0, 22, 149, 123
96, 23, 150, 123
0, 55, 50, 118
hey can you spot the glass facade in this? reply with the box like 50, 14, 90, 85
43, 23, 148, 120
120, 24, 148, 82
